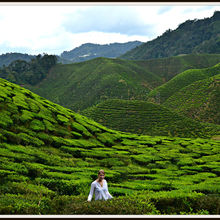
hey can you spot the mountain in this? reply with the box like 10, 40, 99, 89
82, 99, 220, 138
120, 11, 220, 60
25, 54, 220, 112
147, 62, 220, 104
163, 74, 220, 125
60, 41, 143, 63
0, 53, 35, 67
0, 77, 220, 214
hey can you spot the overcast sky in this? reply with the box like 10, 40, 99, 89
0, 2, 219, 55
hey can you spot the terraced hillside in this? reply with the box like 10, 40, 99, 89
135, 53, 220, 82
0, 78, 220, 215
148, 62, 220, 104
26, 57, 163, 111
164, 74, 220, 125
82, 99, 220, 138
25, 54, 220, 112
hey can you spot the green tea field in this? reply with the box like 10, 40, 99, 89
0, 78, 219, 215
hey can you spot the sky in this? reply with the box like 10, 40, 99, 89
0, 2, 220, 56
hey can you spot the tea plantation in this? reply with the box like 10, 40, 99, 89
82, 99, 220, 138
164, 74, 220, 125
148, 62, 220, 104
0, 78, 219, 215
25, 54, 220, 112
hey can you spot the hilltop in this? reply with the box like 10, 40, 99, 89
82, 99, 220, 138
164, 74, 220, 125
120, 11, 220, 60
0, 53, 35, 67
147, 62, 220, 104
0, 77, 220, 214
26, 57, 162, 111
135, 53, 220, 82
25, 54, 220, 112
60, 41, 143, 63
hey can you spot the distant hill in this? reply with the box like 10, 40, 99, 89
24, 54, 220, 112
164, 74, 220, 125
0, 54, 57, 85
135, 54, 220, 82
0, 53, 35, 67
26, 57, 163, 111
147, 62, 220, 104
120, 11, 220, 60
60, 41, 143, 63
82, 99, 220, 138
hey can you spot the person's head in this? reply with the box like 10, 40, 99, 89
98, 169, 105, 181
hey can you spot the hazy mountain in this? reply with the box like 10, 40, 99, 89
60, 41, 143, 63
120, 11, 220, 60
0, 52, 35, 67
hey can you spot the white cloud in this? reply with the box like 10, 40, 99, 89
0, 3, 219, 55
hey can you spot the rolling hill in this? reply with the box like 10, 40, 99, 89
25, 54, 220, 112
60, 41, 143, 63
26, 57, 163, 112
134, 53, 220, 82
147, 62, 220, 104
120, 11, 220, 60
163, 74, 220, 125
82, 99, 220, 138
0, 77, 220, 214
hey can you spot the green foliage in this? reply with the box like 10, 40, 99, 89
82, 99, 220, 138
0, 77, 219, 214
120, 11, 220, 60
164, 74, 220, 124
49, 194, 159, 215
25, 57, 163, 112
0, 54, 57, 85
148, 63, 220, 104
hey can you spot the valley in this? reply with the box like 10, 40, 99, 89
0, 9, 220, 215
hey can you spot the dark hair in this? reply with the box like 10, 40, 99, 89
98, 169, 105, 175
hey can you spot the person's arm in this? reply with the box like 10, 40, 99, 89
87, 182, 95, 202
105, 180, 113, 199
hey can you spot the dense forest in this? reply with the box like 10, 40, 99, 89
0, 54, 57, 85
121, 11, 220, 60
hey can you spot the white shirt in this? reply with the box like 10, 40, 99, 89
87, 179, 113, 201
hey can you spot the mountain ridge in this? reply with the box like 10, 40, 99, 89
60, 41, 143, 63
120, 11, 220, 60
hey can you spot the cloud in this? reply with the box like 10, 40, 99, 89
62, 6, 155, 37
0, 4, 219, 55
157, 6, 172, 15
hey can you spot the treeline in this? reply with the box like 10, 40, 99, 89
0, 54, 57, 85
120, 11, 220, 60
